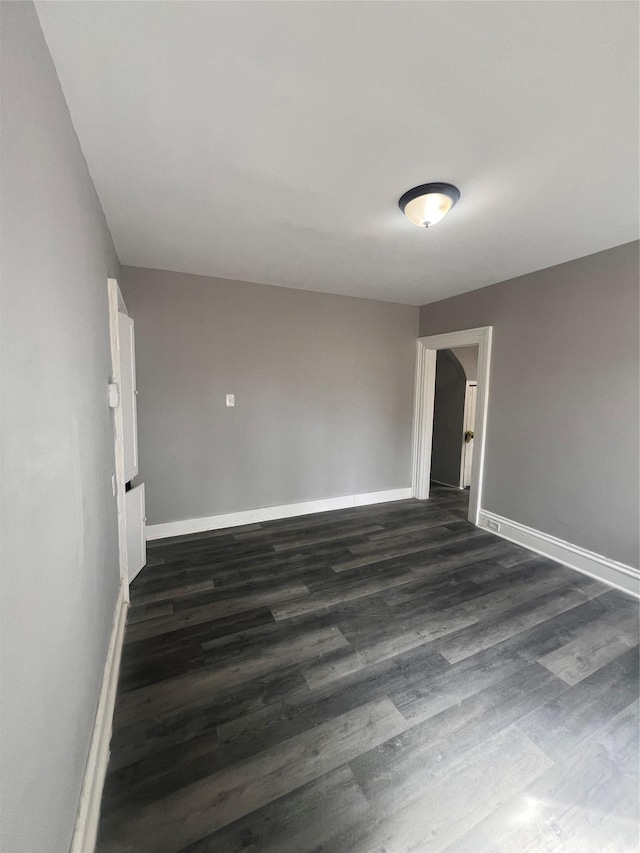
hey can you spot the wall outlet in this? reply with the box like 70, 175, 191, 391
225, 394, 235, 407
486, 518, 500, 533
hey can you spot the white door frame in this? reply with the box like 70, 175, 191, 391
411, 326, 492, 524
107, 277, 129, 601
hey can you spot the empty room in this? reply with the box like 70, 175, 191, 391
2, 2, 639, 852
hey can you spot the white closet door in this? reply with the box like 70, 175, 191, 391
126, 483, 146, 583
118, 312, 138, 481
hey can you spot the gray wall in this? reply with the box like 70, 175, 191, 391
431, 351, 466, 487
121, 267, 419, 526
449, 346, 478, 381
0, 4, 121, 851
419, 241, 640, 568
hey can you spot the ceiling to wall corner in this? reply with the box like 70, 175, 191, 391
36, 1, 639, 305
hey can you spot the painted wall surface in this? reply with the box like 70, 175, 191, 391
419, 241, 640, 568
449, 345, 478, 381
0, 4, 121, 851
431, 351, 466, 487
121, 267, 419, 525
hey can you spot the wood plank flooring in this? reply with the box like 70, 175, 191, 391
98, 485, 640, 853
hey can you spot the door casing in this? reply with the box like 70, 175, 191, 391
411, 326, 492, 524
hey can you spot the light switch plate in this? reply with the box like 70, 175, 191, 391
226, 394, 235, 407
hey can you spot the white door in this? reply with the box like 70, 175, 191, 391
115, 305, 145, 583
460, 382, 477, 488
126, 483, 146, 582
118, 312, 138, 482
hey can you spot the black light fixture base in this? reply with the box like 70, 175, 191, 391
398, 182, 461, 215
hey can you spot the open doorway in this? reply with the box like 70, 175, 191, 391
429, 347, 479, 491
411, 327, 492, 524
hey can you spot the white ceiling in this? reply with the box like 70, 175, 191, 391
36, 1, 639, 305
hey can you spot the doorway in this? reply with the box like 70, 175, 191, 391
411, 326, 492, 524
429, 347, 479, 490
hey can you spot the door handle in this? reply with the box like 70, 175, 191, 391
464, 430, 474, 443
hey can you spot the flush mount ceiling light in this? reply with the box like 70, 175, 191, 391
398, 182, 461, 228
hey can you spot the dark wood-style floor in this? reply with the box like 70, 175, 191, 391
98, 485, 639, 853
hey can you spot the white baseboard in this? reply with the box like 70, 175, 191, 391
71, 581, 128, 853
353, 488, 412, 506
146, 487, 413, 541
478, 510, 639, 597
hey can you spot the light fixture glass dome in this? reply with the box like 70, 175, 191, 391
399, 183, 460, 228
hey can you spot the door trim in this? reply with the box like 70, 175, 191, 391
411, 326, 492, 524
118, 312, 139, 482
